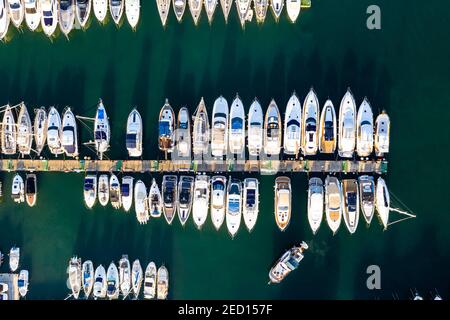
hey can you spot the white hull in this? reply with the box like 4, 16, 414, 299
109, 0, 123, 25
106, 262, 119, 300
84, 175, 97, 208
0, 0, 10, 40
18, 269, 29, 297
159, 100, 175, 153
12, 174, 25, 203
356, 98, 374, 157
94, 100, 110, 158
76, 0, 92, 28
176, 107, 191, 158
301, 89, 319, 155
204, 0, 217, 24
121, 176, 134, 211
254, 0, 268, 24
126, 108, 143, 157
188, 0, 202, 25
376, 177, 390, 230
40, 0, 58, 37
319, 99, 337, 154
9, 247, 20, 272
109, 173, 122, 209
119, 255, 131, 298
359, 175, 375, 225
157, 0, 170, 26
82, 260, 94, 298
134, 180, 149, 224
286, 0, 300, 23
62, 108, 79, 157
243, 178, 258, 232
98, 174, 109, 206
343, 179, 359, 234
211, 96, 228, 157
274, 176, 291, 231
264, 99, 282, 156
226, 179, 242, 237
192, 98, 210, 156
24, 0, 41, 32
162, 175, 177, 224
156, 265, 169, 300
338, 90, 357, 158
17, 103, 33, 156
149, 178, 162, 217
375, 112, 390, 157
93, 0, 107, 22
34, 107, 47, 155
59, 0, 75, 36
192, 175, 210, 229
177, 176, 194, 225
131, 259, 143, 299
325, 176, 342, 235
235, 0, 250, 27
8, 0, 25, 28
68, 256, 82, 299
229, 95, 245, 155
47, 107, 63, 155
143, 262, 156, 299
125, 0, 139, 29
270, 0, 283, 21
172, 0, 186, 22
247, 99, 263, 157
93, 264, 107, 298
283, 93, 301, 155
308, 177, 324, 235
1, 105, 16, 155
210, 176, 226, 230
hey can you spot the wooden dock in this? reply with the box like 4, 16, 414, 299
0, 159, 388, 174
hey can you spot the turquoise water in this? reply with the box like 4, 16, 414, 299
0, 0, 449, 299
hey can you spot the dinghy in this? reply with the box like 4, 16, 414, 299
175, 107, 191, 158
68, 256, 82, 299
106, 262, 119, 300
62, 107, 79, 158
243, 178, 259, 232
188, 0, 201, 25
356, 98, 374, 157
47, 107, 63, 156
192, 98, 210, 157
156, 0, 170, 26
301, 88, 319, 156
119, 255, 131, 298
211, 96, 228, 157
125, 0, 139, 29
16, 103, 33, 157
286, 0, 300, 23
109, 0, 123, 25
172, 0, 186, 22
83, 175, 97, 208
109, 174, 122, 209
264, 99, 282, 156
8, 0, 25, 28
338, 89, 357, 158
131, 259, 143, 299
319, 99, 337, 154
93, 0, 107, 23
247, 99, 264, 157
325, 176, 342, 235
148, 178, 162, 218
162, 175, 177, 224
25, 173, 37, 207
177, 175, 194, 226
34, 107, 47, 156
76, 0, 92, 28
126, 108, 143, 157
283, 93, 302, 156
98, 174, 109, 206
1, 105, 16, 155
40, 0, 58, 37
192, 175, 210, 229
121, 176, 133, 212
24, 0, 40, 31
226, 178, 242, 237
59, 0, 75, 36
143, 262, 156, 299
134, 180, 149, 224
210, 175, 226, 230
94, 100, 110, 159
229, 95, 245, 155
82, 260, 94, 298
93, 264, 107, 299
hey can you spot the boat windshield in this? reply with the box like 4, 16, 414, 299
26, 178, 35, 193
97, 109, 105, 119
95, 131, 107, 140
306, 118, 316, 132
159, 121, 171, 136
246, 189, 256, 206
347, 192, 357, 211
286, 257, 300, 270
231, 118, 243, 130
18, 279, 25, 287
324, 121, 334, 140
179, 121, 188, 130
121, 184, 130, 196
213, 181, 224, 190
164, 185, 174, 203
228, 199, 240, 214
179, 184, 190, 204
84, 179, 94, 191
126, 134, 137, 148
287, 119, 300, 128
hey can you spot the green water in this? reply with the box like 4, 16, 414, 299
1, 0, 450, 299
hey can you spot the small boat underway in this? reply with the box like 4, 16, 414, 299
157, 265, 169, 300
188, 0, 202, 25
25, 173, 37, 207
62, 107, 79, 157
159, 100, 175, 153
106, 262, 119, 300
319, 100, 337, 154
374, 112, 390, 157
76, 0, 92, 28
134, 180, 149, 224
270, 0, 284, 21
109, 0, 123, 25
192, 175, 210, 229
268, 242, 308, 284
119, 255, 131, 298
301, 89, 319, 156
68, 256, 82, 299
358, 175, 375, 225
0, 0, 10, 41
211, 96, 228, 157
16, 102, 33, 157
254, 0, 268, 24
338, 90, 357, 158
143, 262, 156, 299
121, 176, 133, 212
84, 175, 97, 208
9, 247, 20, 272
283, 93, 302, 156
356, 98, 374, 157
274, 176, 291, 231
126, 108, 143, 157
342, 179, 359, 234
235, 0, 250, 27
1, 105, 16, 155
376, 177, 390, 230
177, 176, 194, 226
59, 0, 75, 36
226, 178, 242, 237
243, 178, 259, 232
93, 0, 107, 23
148, 178, 162, 218
228, 95, 245, 155
8, 0, 25, 28
47, 107, 63, 156
157, 0, 170, 26
40, 0, 58, 37
172, 0, 186, 22
264, 99, 282, 156
11, 174, 25, 204
210, 175, 226, 230
109, 174, 122, 209
82, 260, 94, 298
18, 270, 29, 298
286, 0, 300, 23
324, 176, 342, 235
24, 0, 40, 31
192, 98, 210, 157
34, 107, 47, 156
125, 0, 139, 29
93, 264, 107, 299
175, 107, 191, 158
204, 0, 217, 24
94, 100, 110, 159
98, 174, 109, 207
307, 177, 324, 235
247, 99, 264, 157
162, 175, 178, 225
131, 259, 143, 299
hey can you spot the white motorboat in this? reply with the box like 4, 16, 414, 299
338, 89, 357, 158
175, 107, 191, 158
192, 175, 210, 229
11, 174, 24, 204
247, 99, 263, 157
47, 106, 63, 156
119, 255, 131, 298
62, 107, 79, 157
286, 0, 300, 23
82, 260, 94, 298
93, 264, 107, 299
106, 262, 119, 300
226, 178, 242, 237
83, 175, 97, 208
59, 0, 75, 36
8, 0, 24, 28
34, 107, 47, 156
156, 0, 170, 26
157, 265, 169, 300
18, 269, 29, 297
148, 178, 162, 218
76, 0, 91, 28
109, 173, 122, 209
264, 99, 282, 156
16, 103, 33, 157
68, 256, 82, 299
143, 261, 156, 299
162, 175, 177, 224
356, 98, 374, 157
319, 99, 337, 154
235, 0, 250, 28
188, 0, 202, 25
342, 179, 359, 234
307, 177, 324, 235
177, 176, 194, 226
301, 88, 319, 156
9, 247, 20, 272
283, 93, 302, 156
270, 0, 283, 21
158, 100, 175, 153
192, 98, 210, 157
0, 0, 10, 40
376, 177, 390, 230
204, 0, 217, 24
172, 0, 186, 22
243, 178, 259, 232
1, 105, 16, 155
40, 0, 58, 37
228, 95, 245, 155
134, 180, 149, 224
219, 0, 232, 23
109, 0, 123, 25
274, 176, 291, 231
94, 100, 110, 159
268, 242, 308, 284
125, 0, 139, 29
254, 0, 268, 24
358, 175, 375, 225
93, 0, 107, 23
98, 174, 109, 207
24, 0, 41, 31
324, 176, 342, 235
121, 176, 133, 212
211, 96, 228, 157
126, 108, 143, 157
210, 175, 226, 230
374, 112, 390, 157
131, 259, 143, 299
25, 173, 37, 207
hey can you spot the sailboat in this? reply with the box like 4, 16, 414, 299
324, 176, 342, 235
192, 97, 210, 157
319, 99, 337, 154
93, 264, 107, 299
106, 262, 119, 300
283, 93, 302, 156
204, 0, 217, 24
192, 175, 210, 229
119, 255, 131, 299
62, 107, 79, 158
68, 256, 82, 299
376, 177, 390, 230
1, 105, 16, 155
47, 107, 63, 156
0, 0, 9, 41
247, 99, 264, 157
226, 178, 242, 237
229, 95, 245, 155
34, 107, 47, 156
210, 175, 226, 230
286, 0, 300, 23
307, 177, 324, 235
59, 0, 75, 36
143, 262, 157, 299
11, 174, 25, 203
264, 99, 282, 156
93, 0, 108, 23
243, 178, 259, 232
274, 176, 291, 231
24, 0, 40, 31
358, 175, 375, 225
109, 173, 122, 209
157, 265, 169, 300
148, 178, 162, 218
126, 108, 143, 157
8, 0, 25, 28
172, 0, 186, 22
211, 96, 228, 157
40, 0, 58, 37
270, 0, 284, 22
131, 259, 143, 299
356, 98, 374, 157
235, 0, 250, 28
109, 0, 123, 25
98, 174, 110, 206
219, 0, 232, 23
16, 103, 33, 157
158, 100, 175, 153
162, 175, 178, 225
125, 0, 139, 29
338, 89, 357, 158
177, 176, 194, 226
121, 176, 133, 212
188, 0, 202, 25
374, 112, 390, 157
175, 107, 191, 158
254, 0, 268, 24
134, 180, 149, 224
76, 0, 91, 28
82, 260, 94, 299
25, 173, 37, 207
342, 179, 359, 234
301, 88, 319, 156
83, 175, 97, 209
157, 0, 170, 26
94, 100, 110, 159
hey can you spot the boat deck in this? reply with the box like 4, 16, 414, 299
0, 273, 20, 300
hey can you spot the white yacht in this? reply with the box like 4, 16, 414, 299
82, 260, 94, 298
24, 0, 41, 31
16, 103, 33, 157
47, 106, 63, 156
301, 88, 319, 156
274, 176, 291, 231
220, 0, 232, 22
18, 270, 29, 298
235, 0, 250, 27
25, 173, 37, 207
62, 107, 78, 158
283, 93, 302, 156
324, 176, 342, 235
243, 178, 259, 232
0, 0, 10, 41
172, 0, 186, 22
376, 177, 390, 230
9, 247, 20, 272
1, 105, 16, 155
83, 175, 97, 209
254, 0, 268, 24
268, 242, 308, 284
319, 100, 337, 154
11, 174, 24, 203
342, 179, 359, 234
119, 255, 131, 298
109, 174, 122, 209
247, 99, 264, 157
94, 100, 110, 159
270, 0, 283, 21
356, 98, 374, 157
126, 108, 143, 157
204, 0, 217, 24
374, 112, 390, 157
157, 0, 170, 26
226, 178, 242, 238
338, 89, 357, 158
157, 265, 169, 300
98, 174, 109, 206
188, 0, 202, 25
125, 0, 139, 29
40, 0, 58, 37
211, 96, 228, 157
8, 0, 24, 28
229, 95, 245, 155
134, 180, 149, 225
158, 100, 175, 153
93, 264, 107, 299
210, 175, 226, 230
131, 259, 143, 299
59, 0, 75, 36
109, 0, 123, 25
121, 176, 133, 212
307, 177, 324, 235
358, 175, 375, 225
34, 107, 47, 156
162, 175, 177, 224
143, 261, 156, 299
148, 178, 162, 218
264, 99, 282, 156
192, 98, 210, 157
192, 175, 210, 229
177, 176, 194, 226
68, 256, 82, 299
93, 0, 107, 23
106, 262, 119, 300
286, 0, 300, 23
175, 107, 191, 158
76, 0, 91, 28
